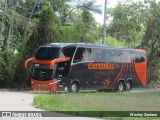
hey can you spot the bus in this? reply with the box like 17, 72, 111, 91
25, 43, 147, 93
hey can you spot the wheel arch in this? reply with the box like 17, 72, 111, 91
117, 79, 125, 85
71, 79, 80, 85
69, 79, 80, 92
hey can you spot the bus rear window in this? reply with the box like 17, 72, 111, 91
35, 47, 60, 60
135, 52, 146, 63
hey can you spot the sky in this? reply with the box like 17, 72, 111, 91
94, 0, 145, 24
94, 0, 118, 24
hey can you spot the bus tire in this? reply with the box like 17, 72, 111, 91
117, 81, 124, 92
126, 81, 132, 91
70, 82, 79, 93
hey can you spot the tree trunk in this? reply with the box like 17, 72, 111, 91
6, 22, 13, 54
23, 2, 37, 41
0, 0, 7, 40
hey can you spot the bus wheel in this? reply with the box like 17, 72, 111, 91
117, 81, 124, 92
126, 81, 132, 91
70, 82, 79, 92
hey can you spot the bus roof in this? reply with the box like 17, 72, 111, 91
41, 43, 107, 48
40, 43, 144, 52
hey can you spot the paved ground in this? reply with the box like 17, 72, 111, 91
0, 90, 100, 120
0, 88, 160, 120
0, 91, 40, 111
131, 87, 160, 92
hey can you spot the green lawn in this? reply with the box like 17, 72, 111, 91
33, 91, 160, 117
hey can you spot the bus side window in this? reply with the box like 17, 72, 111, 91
101, 49, 106, 62
105, 50, 112, 63
89, 48, 102, 62
56, 61, 71, 78
87, 48, 92, 61
95, 51, 102, 62
73, 47, 87, 63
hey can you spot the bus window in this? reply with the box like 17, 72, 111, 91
89, 48, 102, 62
62, 47, 76, 59
73, 47, 87, 63
55, 47, 77, 78
105, 49, 112, 63
35, 47, 60, 60
135, 52, 146, 63
56, 62, 70, 78
32, 66, 53, 80
123, 51, 131, 63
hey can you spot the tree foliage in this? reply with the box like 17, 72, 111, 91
0, 0, 102, 88
108, 0, 160, 86
1, 0, 160, 88
108, 2, 143, 47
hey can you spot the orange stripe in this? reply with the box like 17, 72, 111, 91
130, 57, 133, 79
136, 49, 146, 53
111, 59, 126, 86
132, 58, 144, 86
125, 63, 128, 79
113, 57, 128, 86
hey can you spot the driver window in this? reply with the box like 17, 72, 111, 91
73, 47, 87, 63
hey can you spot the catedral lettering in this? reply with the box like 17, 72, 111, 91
25, 43, 147, 93
88, 63, 115, 70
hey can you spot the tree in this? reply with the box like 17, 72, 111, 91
0, 0, 102, 88
13, 4, 61, 88
108, 0, 160, 86
139, 0, 160, 85
59, 0, 102, 24
108, 2, 143, 47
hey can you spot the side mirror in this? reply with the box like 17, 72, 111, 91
24, 58, 34, 68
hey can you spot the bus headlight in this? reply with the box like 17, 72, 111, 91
49, 80, 61, 85
49, 82, 53, 85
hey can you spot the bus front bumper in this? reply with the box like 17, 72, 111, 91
31, 79, 59, 92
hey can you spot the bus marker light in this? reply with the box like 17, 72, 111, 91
65, 87, 68, 91
35, 64, 39, 67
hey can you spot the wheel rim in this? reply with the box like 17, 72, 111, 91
71, 84, 77, 92
126, 82, 131, 90
118, 83, 123, 92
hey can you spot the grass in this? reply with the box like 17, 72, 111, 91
33, 91, 160, 117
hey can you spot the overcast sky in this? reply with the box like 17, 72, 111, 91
94, 0, 118, 24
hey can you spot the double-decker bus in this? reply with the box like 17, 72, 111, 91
25, 43, 146, 93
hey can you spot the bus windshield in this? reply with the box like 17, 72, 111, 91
35, 47, 60, 60
32, 68, 53, 80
